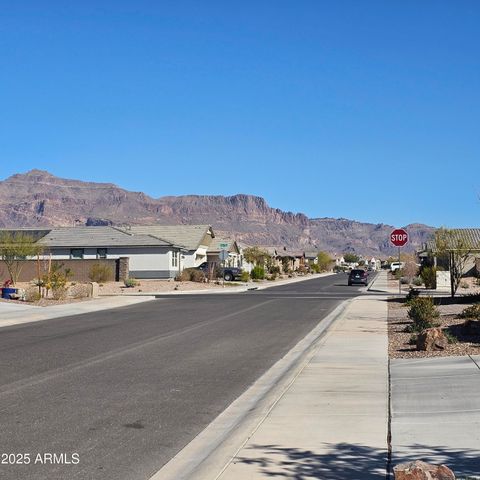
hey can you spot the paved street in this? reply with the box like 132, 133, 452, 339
0, 273, 372, 480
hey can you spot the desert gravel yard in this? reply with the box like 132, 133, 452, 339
97, 279, 237, 295
388, 298, 480, 359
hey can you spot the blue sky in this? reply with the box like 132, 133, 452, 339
1, 1, 479, 227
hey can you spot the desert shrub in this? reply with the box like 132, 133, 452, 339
175, 269, 192, 282
240, 271, 250, 282
250, 266, 265, 280
175, 268, 205, 282
25, 286, 41, 302
443, 330, 458, 344
124, 278, 139, 288
70, 283, 90, 299
407, 296, 439, 332
408, 333, 418, 345
189, 269, 205, 282
296, 265, 308, 275
400, 277, 409, 285
269, 266, 281, 275
310, 263, 320, 273
42, 263, 73, 299
412, 277, 423, 286
459, 304, 480, 320
89, 263, 112, 283
420, 266, 436, 289
406, 287, 420, 303
460, 281, 469, 289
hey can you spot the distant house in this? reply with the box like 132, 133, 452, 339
207, 238, 241, 268
304, 251, 319, 265
418, 228, 480, 275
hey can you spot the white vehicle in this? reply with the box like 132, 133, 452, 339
390, 262, 405, 272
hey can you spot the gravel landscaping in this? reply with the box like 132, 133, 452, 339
388, 297, 480, 359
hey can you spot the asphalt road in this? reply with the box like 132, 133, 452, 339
0, 273, 373, 480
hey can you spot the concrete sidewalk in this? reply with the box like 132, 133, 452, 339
368, 269, 399, 294
391, 355, 480, 478
158, 295, 389, 480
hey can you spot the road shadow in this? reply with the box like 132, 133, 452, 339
234, 442, 480, 479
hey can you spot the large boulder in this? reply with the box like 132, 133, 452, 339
394, 460, 455, 480
416, 328, 449, 351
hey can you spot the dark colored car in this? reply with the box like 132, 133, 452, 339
196, 262, 243, 281
348, 269, 368, 286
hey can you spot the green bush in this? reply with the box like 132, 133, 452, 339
412, 276, 423, 286
459, 304, 480, 320
443, 330, 458, 344
250, 266, 265, 280
310, 263, 320, 273
240, 271, 250, 282
407, 296, 439, 332
88, 263, 112, 283
420, 266, 436, 289
124, 278, 139, 288
269, 266, 281, 275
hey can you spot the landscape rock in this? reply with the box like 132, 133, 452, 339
416, 328, 449, 351
394, 460, 455, 480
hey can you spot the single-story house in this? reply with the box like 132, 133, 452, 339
207, 238, 241, 269
0, 225, 216, 280
36, 226, 186, 279
118, 224, 215, 270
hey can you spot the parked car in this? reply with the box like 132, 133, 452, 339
348, 269, 369, 286
390, 262, 405, 272
196, 262, 243, 281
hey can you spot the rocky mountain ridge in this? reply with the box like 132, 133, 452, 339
0, 170, 434, 256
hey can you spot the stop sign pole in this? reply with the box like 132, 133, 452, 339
390, 229, 409, 294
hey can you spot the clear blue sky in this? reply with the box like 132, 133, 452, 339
1, 1, 479, 227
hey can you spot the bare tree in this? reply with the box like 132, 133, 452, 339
0, 232, 43, 286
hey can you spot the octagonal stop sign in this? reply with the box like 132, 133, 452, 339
390, 228, 409, 247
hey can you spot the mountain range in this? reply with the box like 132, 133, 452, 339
0, 170, 434, 256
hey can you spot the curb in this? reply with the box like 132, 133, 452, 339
149, 296, 353, 480
100, 273, 336, 297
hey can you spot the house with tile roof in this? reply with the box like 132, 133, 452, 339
207, 238, 241, 268
0, 225, 209, 280
116, 224, 215, 270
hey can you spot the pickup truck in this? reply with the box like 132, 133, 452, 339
196, 262, 243, 281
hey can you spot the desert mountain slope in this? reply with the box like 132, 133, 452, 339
0, 170, 434, 256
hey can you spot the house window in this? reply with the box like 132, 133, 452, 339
97, 248, 107, 259
70, 248, 84, 259
172, 251, 178, 268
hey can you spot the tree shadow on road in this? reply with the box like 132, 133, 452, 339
234, 442, 480, 479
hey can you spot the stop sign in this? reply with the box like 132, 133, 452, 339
390, 229, 409, 247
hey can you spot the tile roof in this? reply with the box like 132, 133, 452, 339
207, 238, 240, 254
120, 225, 214, 251
37, 226, 172, 248
426, 228, 480, 252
